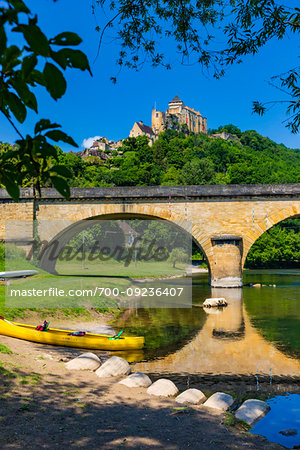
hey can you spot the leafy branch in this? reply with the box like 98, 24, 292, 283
93, 0, 300, 131
0, 0, 92, 201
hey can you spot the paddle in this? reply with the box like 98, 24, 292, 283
0, 316, 17, 326
109, 331, 124, 340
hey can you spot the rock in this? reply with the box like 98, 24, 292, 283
176, 388, 206, 405
203, 392, 234, 411
203, 298, 227, 307
252, 284, 261, 288
279, 429, 298, 436
95, 356, 130, 378
147, 379, 178, 397
65, 352, 101, 371
235, 399, 270, 426
119, 372, 152, 388
59, 357, 69, 362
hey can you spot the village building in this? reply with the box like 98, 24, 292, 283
129, 121, 156, 144
89, 138, 111, 152
77, 146, 109, 161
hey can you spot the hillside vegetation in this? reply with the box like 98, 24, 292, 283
58, 126, 300, 187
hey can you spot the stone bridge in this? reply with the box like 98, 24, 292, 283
0, 184, 299, 287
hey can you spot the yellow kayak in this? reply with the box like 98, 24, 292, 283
0, 319, 144, 351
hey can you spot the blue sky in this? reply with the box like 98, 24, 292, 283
1, 0, 300, 151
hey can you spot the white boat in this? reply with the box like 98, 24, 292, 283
0, 270, 38, 278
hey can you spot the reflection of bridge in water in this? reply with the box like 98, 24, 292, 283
133, 288, 300, 377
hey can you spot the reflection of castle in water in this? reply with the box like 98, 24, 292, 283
133, 288, 300, 377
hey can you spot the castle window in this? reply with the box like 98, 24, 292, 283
156, 113, 159, 117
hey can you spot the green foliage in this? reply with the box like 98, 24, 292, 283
50, 128, 300, 188
180, 157, 216, 185
246, 219, 300, 269
168, 248, 189, 268
0, 1, 91, 200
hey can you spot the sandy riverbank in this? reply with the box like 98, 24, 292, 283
0, 327, 283, 449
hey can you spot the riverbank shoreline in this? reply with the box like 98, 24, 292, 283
0, 334, 284, 449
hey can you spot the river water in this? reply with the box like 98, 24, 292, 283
113, 269, 300, 392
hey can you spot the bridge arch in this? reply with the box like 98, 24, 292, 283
242, 206, 300, 266
38, 211, 211, 276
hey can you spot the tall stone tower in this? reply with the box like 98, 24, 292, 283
167, 95, 184, 115
151, 108, 165, 135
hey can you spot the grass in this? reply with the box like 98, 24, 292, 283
0, 361, 16, 378
18, 372, 42, 386
56, 255, 188, 277
0, 250, 187, 320
0, 274, 122, 321
222, 412, 251, 431
63, 388, 80, 398
0, 344, 13, 354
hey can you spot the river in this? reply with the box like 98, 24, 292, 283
113, 269, 300, 392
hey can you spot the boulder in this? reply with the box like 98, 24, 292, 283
147, 379, 178, 397
176, 388, 206, 405
65, 352, 101, 371
95, 356, 131, 378
203, 298, 227, 308
203, 392, 234, 411
119, 372, 152, 388
279, 429, 298, 436
235, 399, 270, 426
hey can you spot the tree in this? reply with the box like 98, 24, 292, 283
180, 158, 216, 185
0, 0, 91, 200
94, 0, 300, 132
168, 248, 189, 268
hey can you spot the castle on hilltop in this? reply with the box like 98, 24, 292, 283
130, 95, 207, 143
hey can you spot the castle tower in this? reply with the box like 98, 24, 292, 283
167, 95, 184, 115
152, 108, 165, 135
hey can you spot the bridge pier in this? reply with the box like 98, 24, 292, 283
209, 236, 243, 288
